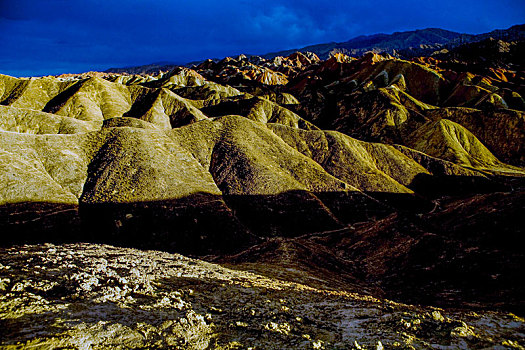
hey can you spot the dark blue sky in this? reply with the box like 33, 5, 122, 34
1, 0, 524, 76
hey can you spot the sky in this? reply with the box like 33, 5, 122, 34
0, 0, 524, 76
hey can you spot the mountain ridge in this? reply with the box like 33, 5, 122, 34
104, 24, 525, 75
261, 24, 525, 60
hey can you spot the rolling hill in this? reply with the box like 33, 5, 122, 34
1, 36, 524, 348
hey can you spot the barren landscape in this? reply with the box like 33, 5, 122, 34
0, 24, 524, 349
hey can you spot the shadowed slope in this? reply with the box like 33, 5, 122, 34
201, 96, 317, 130
427, 107, 525, 165
0, 75, 75, 110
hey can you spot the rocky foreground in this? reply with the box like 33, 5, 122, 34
1, 243, 524, 349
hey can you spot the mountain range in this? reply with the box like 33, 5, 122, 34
1, 28, 525, 348
106, 24, 525, 75
263, 24, 525, 59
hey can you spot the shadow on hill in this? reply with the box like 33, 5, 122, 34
0, 173, 523, 312
216, 180, 525, 313
409, 172, 514, 198
0, 190, 387, 255
42, 81, 85, 114
122, 89, 161, 120
0, 173, 520, 254
0, 191, 419, 253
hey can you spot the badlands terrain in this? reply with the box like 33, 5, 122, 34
0, 35, 524, 348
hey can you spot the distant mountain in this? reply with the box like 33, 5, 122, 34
262, 24, 525, 59
262, 28, 462, 59
105, 25, 525, 74
105, 61, 181, 75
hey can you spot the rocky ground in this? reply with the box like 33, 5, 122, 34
1, 243, 524, 349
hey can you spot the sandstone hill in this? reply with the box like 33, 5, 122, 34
1, 44, 524, 348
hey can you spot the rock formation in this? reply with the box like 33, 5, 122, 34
1, 39, 524, 348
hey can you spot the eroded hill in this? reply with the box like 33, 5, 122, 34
1, 47, 524, 348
